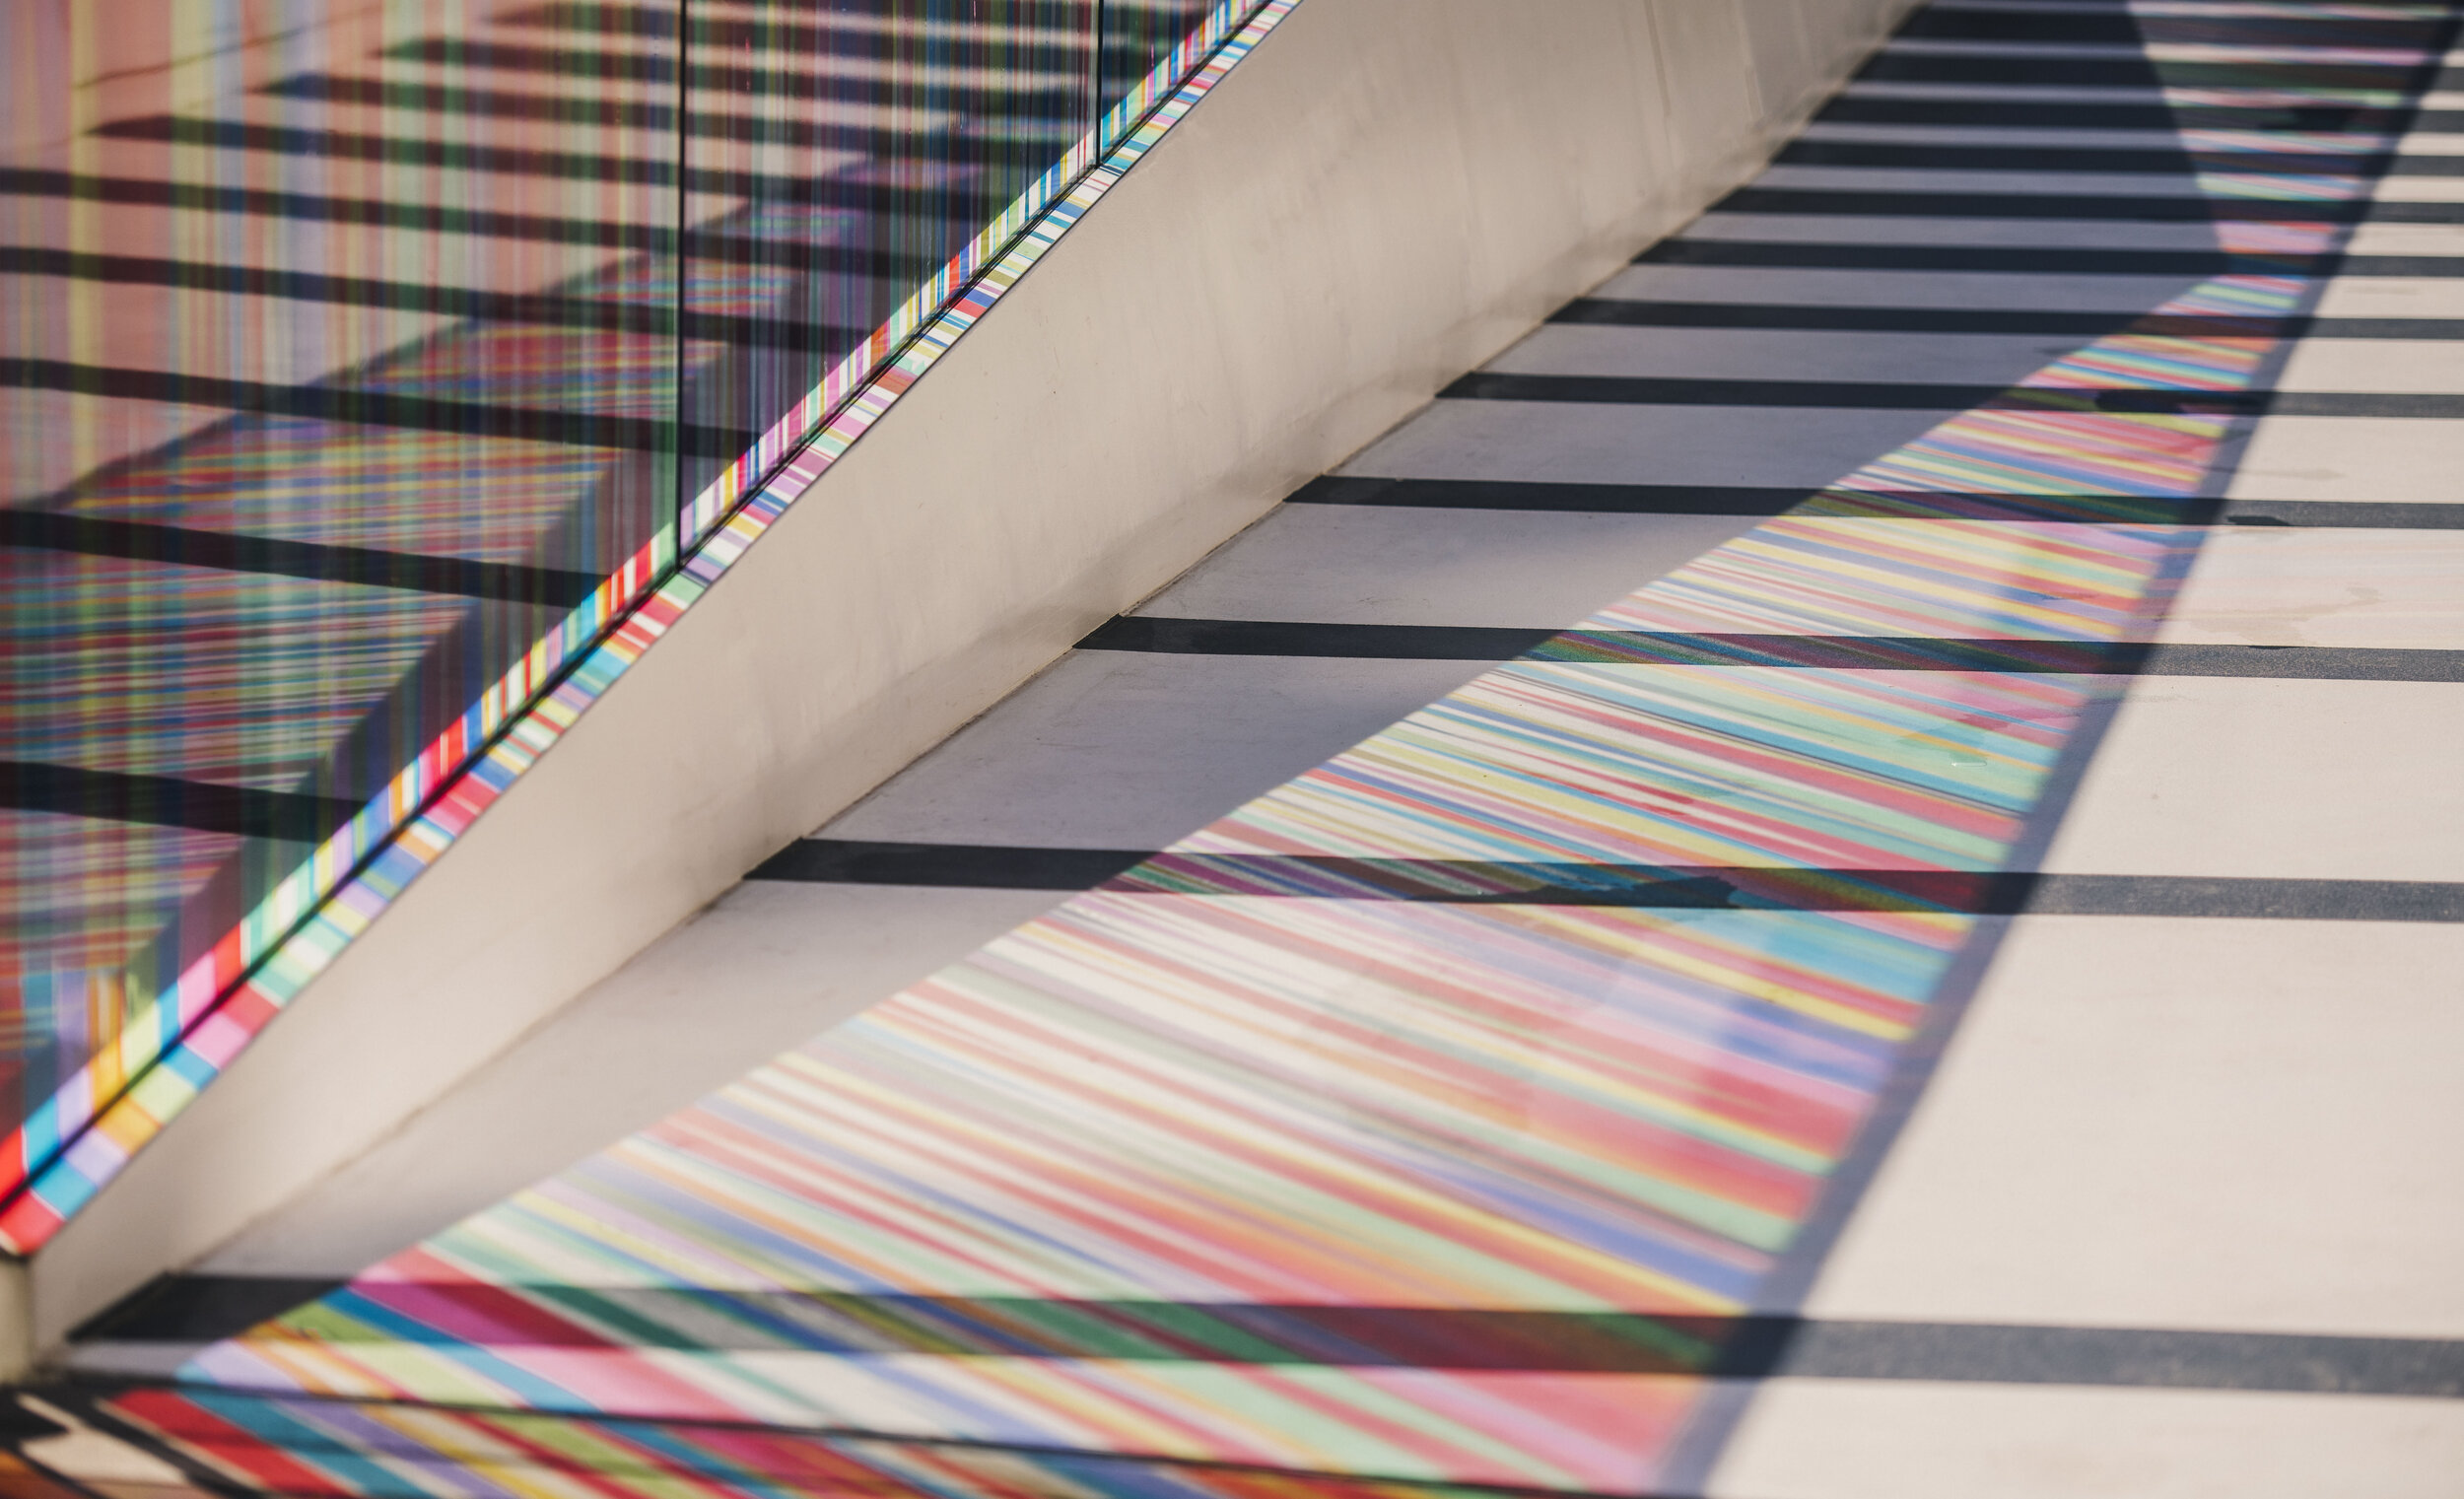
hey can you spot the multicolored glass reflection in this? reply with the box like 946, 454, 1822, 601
0, 0, 1228, 1244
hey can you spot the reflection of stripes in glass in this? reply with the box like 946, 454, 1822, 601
0, 0, 1291, 1252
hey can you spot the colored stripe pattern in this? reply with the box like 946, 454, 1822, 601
145, 11, 2457, 1494
171, 291, 2270, 1492
0, 1, 1295, 1249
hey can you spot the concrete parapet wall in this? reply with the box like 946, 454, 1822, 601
30, 0, 1918, 1357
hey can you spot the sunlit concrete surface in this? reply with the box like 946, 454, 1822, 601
1717, 1383, 2464, 1499
1809, 918, 2464, 1337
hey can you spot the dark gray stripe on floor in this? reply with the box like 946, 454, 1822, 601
68, 1274, 2464, 1396
1818, 97, 2429, 131
750, 840, 1142, 889
1440, 372, 2464, 421
1857, 53, 2423, 92
1636, 239, 2464, 278
1772, 141, 2463, 175
1073, 618, 2464, 682
1763, 1322, 2464, 1396
1713, 186, 2464, 225
1286, 477, 2464, 530
1728, 189, 2464, 225
1290, 477, 1825, 515
1898, 7, 2444, 50
1551, 300, 2464, 342
2214, 502, 2464, 530
747, 843, 2464, 922
1079, 616, 1545, 659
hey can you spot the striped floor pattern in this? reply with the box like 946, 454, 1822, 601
41, 3, 2464, 1497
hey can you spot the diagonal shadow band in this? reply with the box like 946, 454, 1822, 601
68, 1276, 2464, 1397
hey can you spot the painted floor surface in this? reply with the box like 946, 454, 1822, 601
31, 2, 2464, 1496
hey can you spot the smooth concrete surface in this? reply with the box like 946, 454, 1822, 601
2231, 215, 2464, 508
1488, 326, 2104, 384
1751, 169, 2215, 200
2275, 340, 2464, 395
2041, 679, 2464, 882
2376, 179, 2464, 204
28, 0, 1920, 1352
1132, 506, 1770, 627
1590, 265, 2213, 312
1807, 917, 2464, 1338
1712, 1382, 2464, 1499
1682, 211, 2229, 248
1339, 402, 1955, 487
2315, 278, 2464, 318
2229, 417, 2464, 507
1791, 123, 2192, 148
2155, 528, 2464, 650
2346, 222, 2464, 259
822, 653, 1499, 850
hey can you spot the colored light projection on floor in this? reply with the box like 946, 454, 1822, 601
159, 310, 2285, 1496
130, 170, 2402, 1499
105, 9, 2450, 1498
102, 1397, 1583, 1499
0, 0, 1247, 1250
